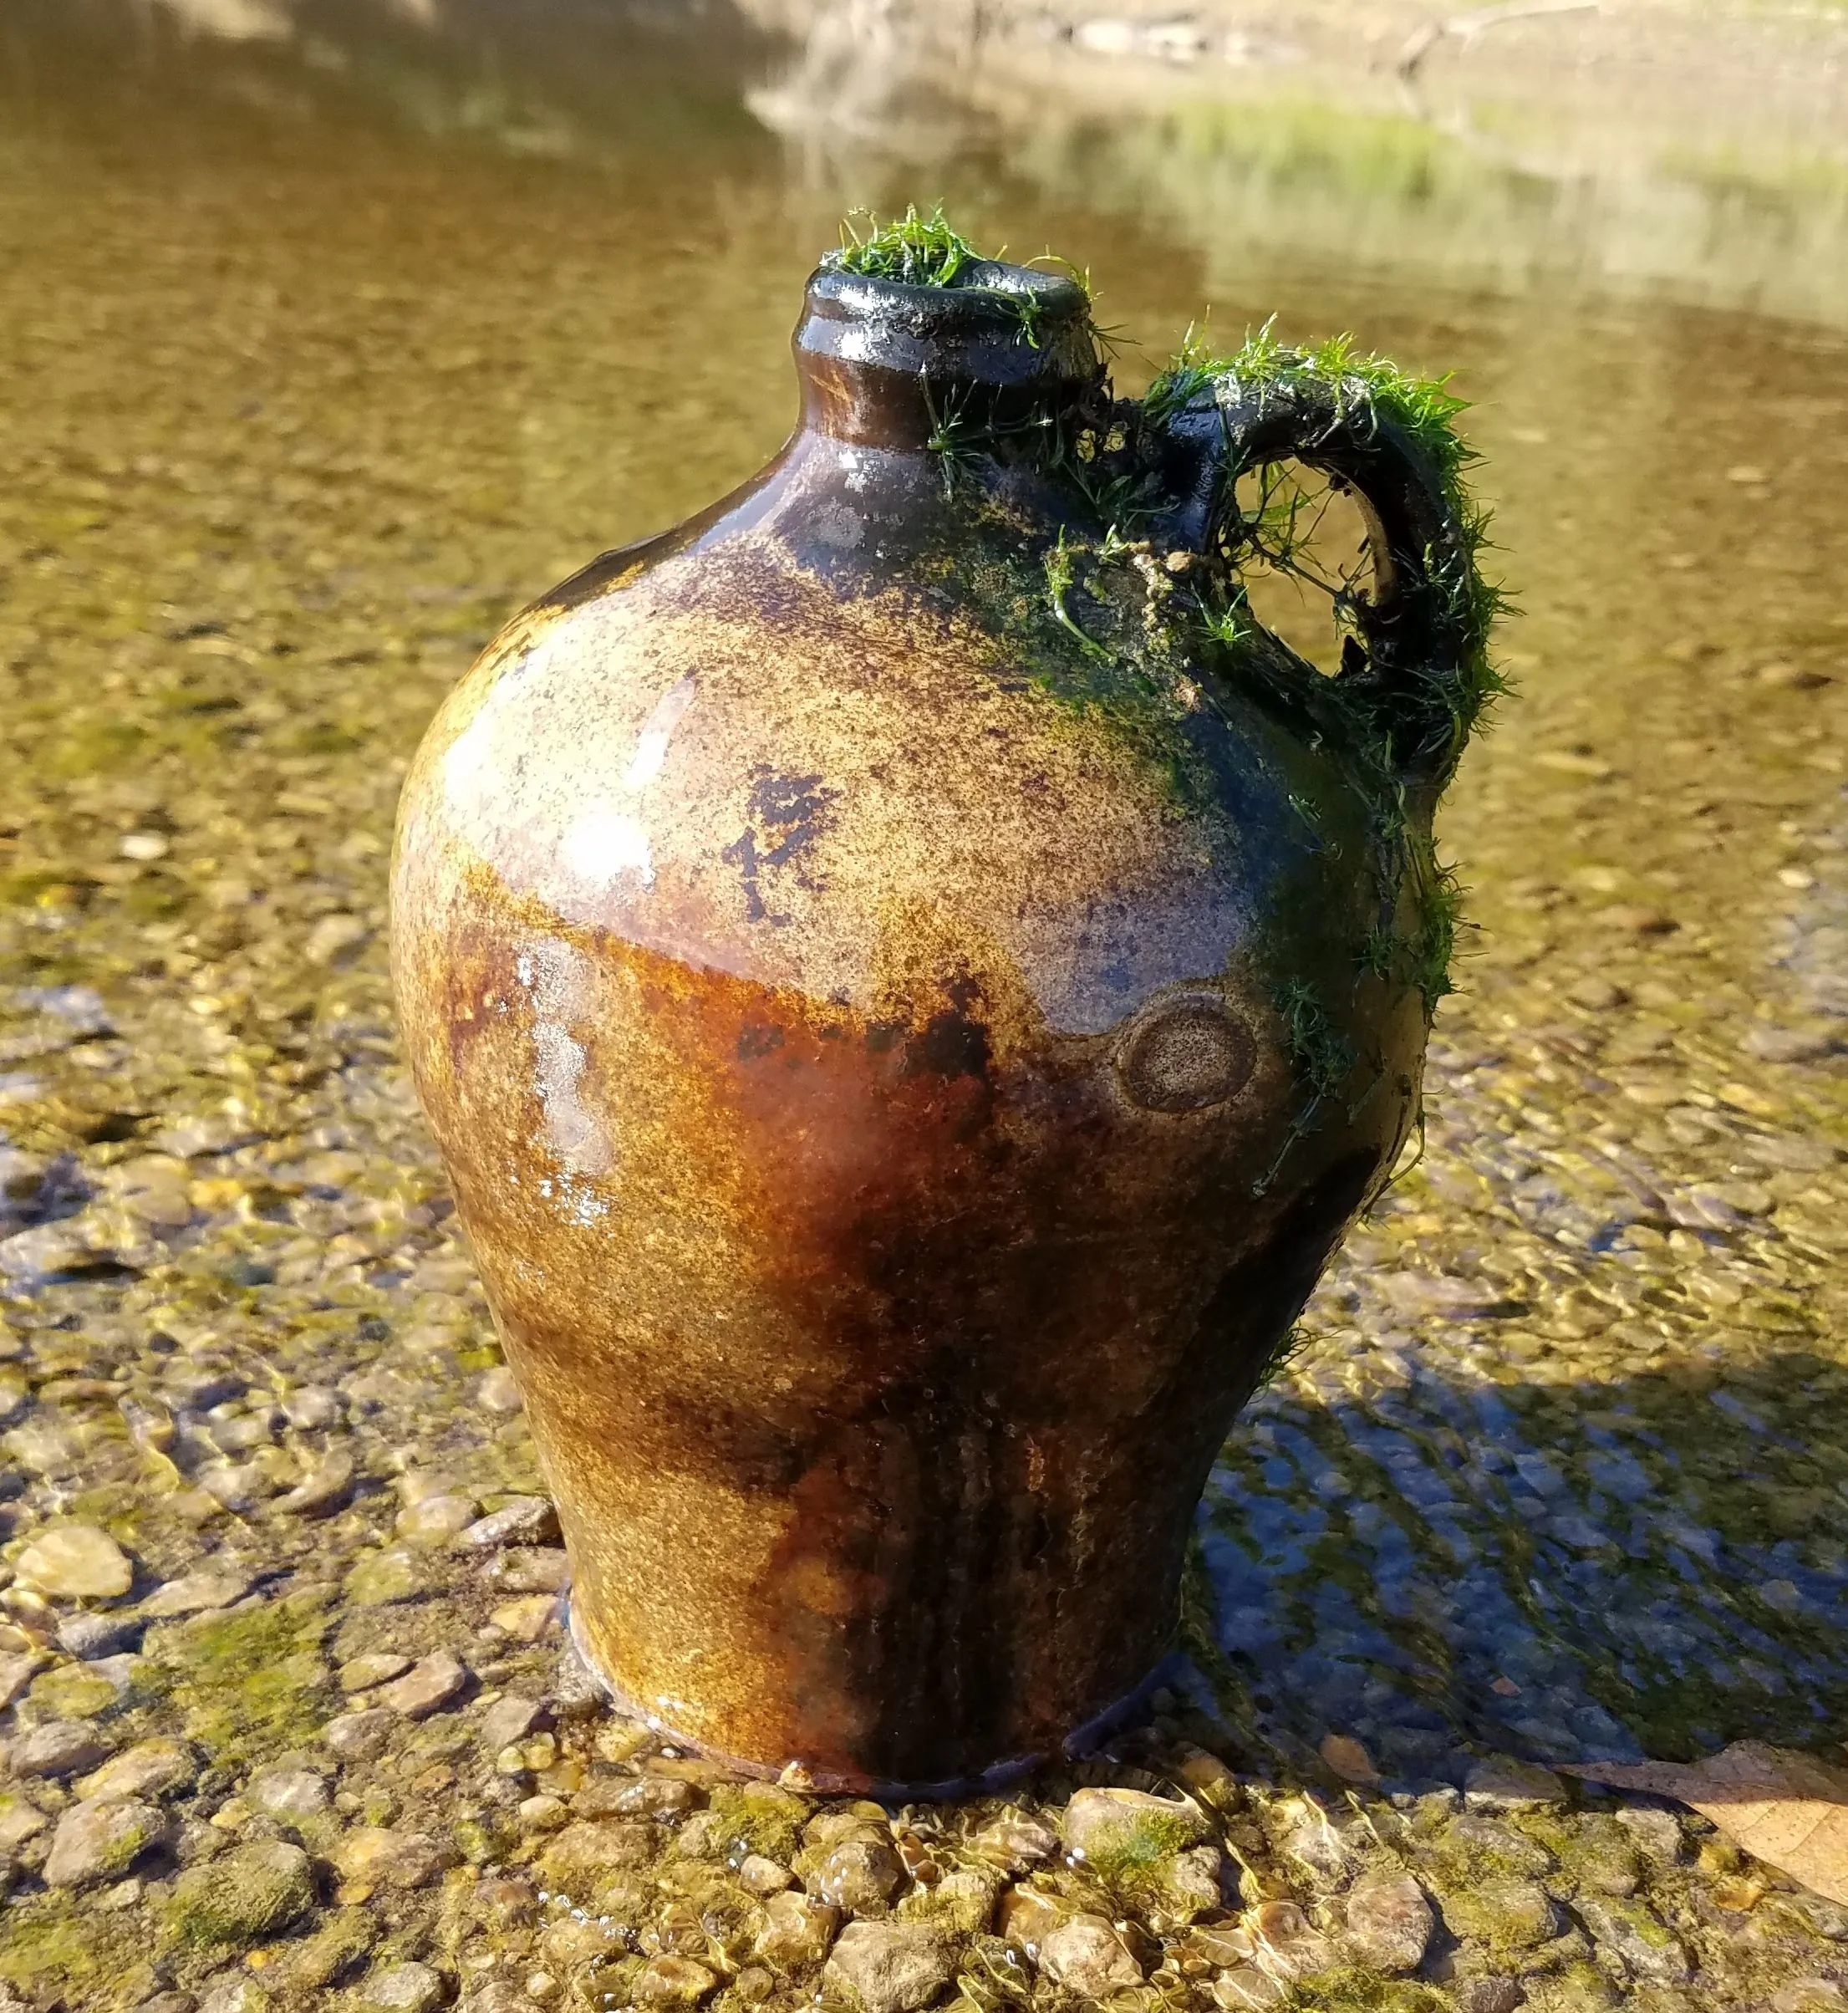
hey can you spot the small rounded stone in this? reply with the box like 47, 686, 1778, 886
14, 1522, 134, 1600
355, 1961, 447, 2013
171, 1837, 317, 1946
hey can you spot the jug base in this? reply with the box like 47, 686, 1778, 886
564, 1597, 1179, 1802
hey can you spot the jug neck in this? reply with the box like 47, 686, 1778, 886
792, 259, 1101, 452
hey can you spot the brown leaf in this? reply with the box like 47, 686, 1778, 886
1561, 1741, 1848, 1904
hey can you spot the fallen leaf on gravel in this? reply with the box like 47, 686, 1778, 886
1562, 1742, 1848, 1903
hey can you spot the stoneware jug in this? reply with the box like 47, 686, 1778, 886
391, 222, 1498, 1793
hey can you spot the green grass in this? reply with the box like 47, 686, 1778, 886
1146, 320, 1512, 760
835, 204, 984, 287
1276, 975, 1357, 1106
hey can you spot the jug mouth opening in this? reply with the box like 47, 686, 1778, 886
796, 256, 1101, 449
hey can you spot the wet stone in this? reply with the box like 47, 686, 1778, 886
803, 1835, 906, 1915
273, 1906, 376, 1993
340, 1650, 414, 1693
278, 1384, 343, 1429
479, 1694, 547, 1751
458, 1989, 538, 2013
1245, 1899, 1335, 1981
355, 1961, 447, 2013
574, 1771, 695, 1818
1773, 1985, 1848, 2013
490, 1594, 558, 1644
970, 1811, 1059, 1872
896, 1863, 1005, 1934
43, 1795, 169, 1888
1212, 1968, 1284, 2010
33, 1656, 130, 1718
0, 1792, 50, 1851
1152, 1842, 1225, 1920
78, 1737, 197, 1802
1435, 1813, 1556, 1878
274, 1448, 354, 1517
1038, 1913, 1143, 1995
171, 1837, 317, 1946
1576, 1895, 1691, 1984
1443, 1876, 1560, 1951
140, 1566, 257, 1618
1452, 1985, 1527, 2013
1464, 1757, 1568, 1812
14, 1520, 133, 1599
739, 1851, 794, 1895
487, 1547, 571, 1593
196, 1979, 275, 2013
396, 1492, 480, 1547
56, 1611, 142, 1659
345, 1547, 423, 1607
379, 1649, 469, 1718
6, 1719, 115, 1779
542, 1817, 658, 1883
1061, 1786, 1210, 1869
999, 1883, 1063, 1957
476, 1366, 523, 1414
0, 1651, 42, 1709
754, 1889, 843, 1968
1343, 1871, 1435, 1973
826, 1921, 960, 2013
331, 1824, 456, 1891
461, 1497, 560, 1548
634, 1955, 717, 2005
247, 1764, 329, 1819
1612, 1806, 1683, 1864
323, 1708, 396, 1761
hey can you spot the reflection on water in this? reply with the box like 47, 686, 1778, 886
2, 0, 1846, 1795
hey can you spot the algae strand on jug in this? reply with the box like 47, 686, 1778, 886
389, 209, 1504, 1793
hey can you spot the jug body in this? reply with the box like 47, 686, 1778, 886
392, 248, 1490, 1791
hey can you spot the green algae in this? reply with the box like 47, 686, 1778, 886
1143, 321, 1508, 765
28, 1660, 125, 1720
1285, 1976, 1448, 2012
141, 1588, 335, 1769
835, 205, 982, 288
0, 1892, 134, 1998
873, 218, 1501, 1192
695, 1781, 810, 1863
272, 1905, 377, 1989
166, 1840, 318, 1949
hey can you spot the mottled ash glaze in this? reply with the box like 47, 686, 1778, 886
391, 256, 1475, 1792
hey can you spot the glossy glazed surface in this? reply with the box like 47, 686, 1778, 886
391, 268, 1442, 1787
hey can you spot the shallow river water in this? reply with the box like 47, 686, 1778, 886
3, 3, 1848, 2009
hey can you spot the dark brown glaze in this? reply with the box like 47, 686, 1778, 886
391, 252, 1459, 1791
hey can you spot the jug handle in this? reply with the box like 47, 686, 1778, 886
1151, 362, 1494, 788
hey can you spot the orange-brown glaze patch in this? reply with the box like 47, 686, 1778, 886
395, 848, 1412, 1786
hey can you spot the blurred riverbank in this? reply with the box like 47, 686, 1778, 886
740, 0, 1848, 326
18, 0, 1848, 325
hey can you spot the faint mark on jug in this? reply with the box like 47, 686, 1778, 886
724, 767, 839, 925
625, 674, 697, 790
516, 940, 613, 1191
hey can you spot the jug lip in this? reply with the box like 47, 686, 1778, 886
795, 256, 1100, 446
807, 253, 1091, 336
